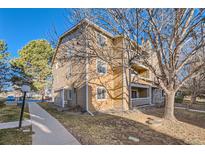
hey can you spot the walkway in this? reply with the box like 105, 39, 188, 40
175, 106, 205, 113
28, 103, 80, 145
0, 120, 31, 130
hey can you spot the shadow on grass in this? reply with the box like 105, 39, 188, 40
39, 103, 186, 145
139, 106, 205, 129
0, 104, 30, 123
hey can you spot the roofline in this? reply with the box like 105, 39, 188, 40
51, 18, 115, 65
61, 18, 114, 39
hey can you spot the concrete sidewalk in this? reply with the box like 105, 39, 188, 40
28, 103, 80, 145
175, 106, 205, 113
0, 120, 31, 130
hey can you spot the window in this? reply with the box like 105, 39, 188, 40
97, 59, 107, 75
96, 87, 107, 100
97, 33, 106, 47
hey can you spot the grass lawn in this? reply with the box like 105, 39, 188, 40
39, 102, 186, 145
0, 104, 30, 123
0, 103, 32, 145
0, 126, 32, 145
175, 102, 205, 111
120, 107, 205, 144
140, 107, 205, 128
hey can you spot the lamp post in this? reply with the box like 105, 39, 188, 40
19, 84, 30, 128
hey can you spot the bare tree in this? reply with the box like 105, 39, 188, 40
63, 9, 149, 110
182, 48, 205, 105
52, 8, 205, 120
187, 74, 205, 104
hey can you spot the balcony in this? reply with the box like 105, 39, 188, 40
131, 97, 151, 106
131, 63, 150, 80
131, 85, 151, 106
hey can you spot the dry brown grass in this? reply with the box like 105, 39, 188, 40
114, 107, 205, 145
0, 126, 32, 145
0, 104, 32, 145
39, 103, 186, 145
0, 104, 30, 123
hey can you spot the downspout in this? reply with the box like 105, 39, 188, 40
85, 38, 94, 116
129, 69, 132, 109
62, 88, 65, 108
149, 86, 152, 105
122, 50, 124, 112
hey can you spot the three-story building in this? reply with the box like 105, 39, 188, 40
52, 19, 164, 113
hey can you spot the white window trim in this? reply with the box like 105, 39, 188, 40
96, 86, 107, 101
96, 58, 107, 75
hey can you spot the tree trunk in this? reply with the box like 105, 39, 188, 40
191, 94, 197, 104
41, 94, 44, 103
164, 91, 176, 121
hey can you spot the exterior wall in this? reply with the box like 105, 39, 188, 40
152, 88, 164, 104
75, 85, 86, 109
112, 68, 124, 110
52, 21, 161, 111
113, 37, 130, 111
86, 31, 116, 112
52, 26, 87, 109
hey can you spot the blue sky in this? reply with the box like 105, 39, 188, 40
0, 8, 72, 58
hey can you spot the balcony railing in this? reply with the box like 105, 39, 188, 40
131, 97, 151, 106
131, 73, 151, 81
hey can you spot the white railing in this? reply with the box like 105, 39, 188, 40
131, 97, 151, 106
131, 73, 151, 81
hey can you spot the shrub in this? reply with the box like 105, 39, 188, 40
175, 96, 184, 103
0, 97, 6, 107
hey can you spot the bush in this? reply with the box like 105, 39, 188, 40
175, 96, 184, 103
0, 97, 6, 107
